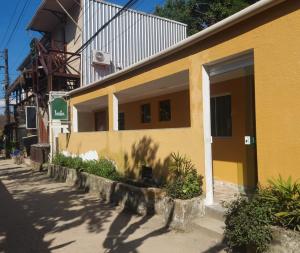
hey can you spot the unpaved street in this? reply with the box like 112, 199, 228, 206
0, 160, 224, 253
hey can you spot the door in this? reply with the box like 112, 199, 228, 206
211, 72, 257, 190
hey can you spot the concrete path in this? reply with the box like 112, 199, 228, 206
0, 160, 225, 253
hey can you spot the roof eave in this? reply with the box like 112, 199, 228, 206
27, 0, 47, 31
69, 0, 286, 97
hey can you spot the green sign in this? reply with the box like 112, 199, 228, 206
51, 98, 68, 120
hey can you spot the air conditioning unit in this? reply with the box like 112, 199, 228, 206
92, 50, 111, 66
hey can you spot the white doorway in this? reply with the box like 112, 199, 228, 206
202, 51, 257, 206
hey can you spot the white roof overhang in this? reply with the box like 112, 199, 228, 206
27, 0, 77, 32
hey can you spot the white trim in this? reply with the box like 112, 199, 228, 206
112, 94, 119, 131
208, 52, 254, 77
72, 106, 78, 132
202, 66, 214, 205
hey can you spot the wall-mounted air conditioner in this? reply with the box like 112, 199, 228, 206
92, 50, 111, 66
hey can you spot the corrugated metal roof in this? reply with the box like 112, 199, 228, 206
82, 0, 187, 85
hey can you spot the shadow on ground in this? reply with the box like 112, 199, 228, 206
0, 163, 172, 253
0, 165, 114, 252
102, 206, 172, 253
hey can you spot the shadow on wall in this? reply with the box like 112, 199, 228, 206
123, 136, 171, 184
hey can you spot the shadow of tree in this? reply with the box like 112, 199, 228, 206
123, 136, 171, 185
0, 166, 115, 252
103, 169, 175, 253
201, 242, 227, 253
0, 180, 51, 253
103, 210, 171, 253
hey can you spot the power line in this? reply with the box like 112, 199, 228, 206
10, 30, 35, 72
0, 1, 22, 49
4, 0, 32, 49
99, 0, 146, 53
49, 0, 140, 75
77, 0, 140, 54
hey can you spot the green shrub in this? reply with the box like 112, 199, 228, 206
166, 153, 203, 199
224, 196, 273, 253
259, 176, 300, 231
52, 154, 121, 181
68, 156, 83, 170
224, 176, 300, 252
82, 158, 121, 181
53, 153, 70, 167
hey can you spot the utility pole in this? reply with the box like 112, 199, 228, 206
4, 48, 10, 125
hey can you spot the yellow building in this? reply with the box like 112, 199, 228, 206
58, 0, 300, 204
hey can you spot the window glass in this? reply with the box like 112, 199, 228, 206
210, 95, 232, 137
141, 103, 151, 123
118, 112, 125, 130
159, 100, 171, 121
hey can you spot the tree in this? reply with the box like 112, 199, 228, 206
154, 0, 259, 35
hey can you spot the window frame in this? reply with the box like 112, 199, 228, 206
210, 94, 232, 137
159, 99, 171, 122
141, 103, 151, 123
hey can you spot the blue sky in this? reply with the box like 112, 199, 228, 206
0, 0, 165, 98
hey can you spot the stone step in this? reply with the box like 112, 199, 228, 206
191, 216, 225, 240
205, 204, 226, 222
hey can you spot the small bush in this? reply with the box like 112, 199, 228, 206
52, 154, 121, 181
224, 196, 273, 253
259, 176, 300, 231
166, 153, 203, 199
224, 176, 300, 252
82, 158, 121, 181
53, 153, 70, 167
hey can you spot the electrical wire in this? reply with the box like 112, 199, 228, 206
0, 1, 22, 49
50, 0, 140, 75
76, 0, 140, 55
4, 0, 32, 49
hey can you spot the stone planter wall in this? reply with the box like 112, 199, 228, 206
267, 227, 300, 253
48, 164, 205, 230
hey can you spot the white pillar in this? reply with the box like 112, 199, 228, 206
112, 94, 119, 131
72, 106, 78, 132
202, 66, 214, 205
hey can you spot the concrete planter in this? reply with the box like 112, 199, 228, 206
48, 164, 205, 230
267, 227, 300, 253
158, 196, 205, 230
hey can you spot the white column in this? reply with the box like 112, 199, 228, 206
112, 94, 119, 131
202, 66, 214, 205
72, 106, 79, 132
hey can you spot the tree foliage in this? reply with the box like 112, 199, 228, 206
155, 0, 259, 35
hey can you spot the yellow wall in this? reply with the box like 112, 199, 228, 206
59, 128, 203, 181
119, 90, 190, 130
62, 1, 300, 186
